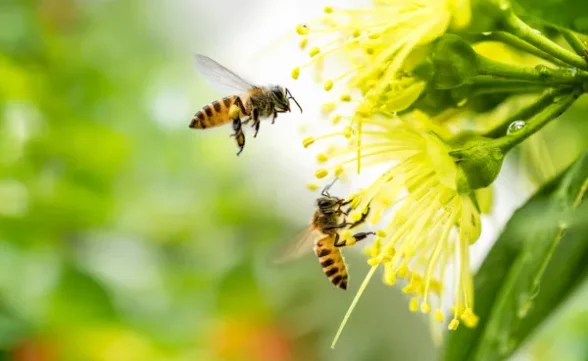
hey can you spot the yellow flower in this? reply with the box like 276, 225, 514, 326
304, 114, 481, 347
292, 0, 471, 116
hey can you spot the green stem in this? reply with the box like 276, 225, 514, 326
468, 77, 553, 95
477, 55, 588, 84
484, 88, 570, 138
503, 12, 588, 70
470, 76, 552, 87
491, 88, 583, 153
560, 29, 587, 57
473, 31, 569, 67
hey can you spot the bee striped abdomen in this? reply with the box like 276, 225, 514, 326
190, 96, 238, 129
314, 236, 349, 290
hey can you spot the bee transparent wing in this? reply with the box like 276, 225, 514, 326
193, 54, 253, 94
274, 226, 323, 264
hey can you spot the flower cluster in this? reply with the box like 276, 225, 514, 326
293, 0, 588, 348
293, 0, 482, 338
303, 113, 480, 341
292, 0, 471, 117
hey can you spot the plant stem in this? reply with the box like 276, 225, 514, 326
491, 88, 584, 153
484, 88, 570, 138
468, 76, 553, 96
473, 31, 569, 67
477, 55, 588, 84
502, 13, 588, 70
560, 29, 588, 57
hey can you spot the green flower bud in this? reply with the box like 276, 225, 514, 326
430, 34, 478, 90
450, 135, 505, 192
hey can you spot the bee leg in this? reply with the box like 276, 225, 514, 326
251, 109, 260, 138
230, 117, 245, 156
325, 222, 352, 231
335, 232, 376, 247
271, 111, 277, 124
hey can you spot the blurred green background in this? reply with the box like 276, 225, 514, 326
0, 1, 587, 361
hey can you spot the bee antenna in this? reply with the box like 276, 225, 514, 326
321, 177, 339, 196
286, 89, 303, 113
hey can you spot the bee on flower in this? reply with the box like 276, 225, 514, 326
303, 111, 483, 346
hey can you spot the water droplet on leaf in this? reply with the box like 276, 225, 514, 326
507, 120, 526, 135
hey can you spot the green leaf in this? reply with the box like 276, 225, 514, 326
48, 264, 118, 326
512, 0, 588, 35
442, 149, 588, 361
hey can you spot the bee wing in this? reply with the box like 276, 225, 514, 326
193, 54, 253, 94
274, 225, 323, 264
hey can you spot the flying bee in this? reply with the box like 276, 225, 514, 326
277, 179, 375, 290
189, 54, 302, 155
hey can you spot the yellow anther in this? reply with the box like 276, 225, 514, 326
316, 153, 329, 163
331, 114, 342, 124
352, 28, 361, 38
291, 67, 300, 80
421, 303, 431, 314
307, 183, 320, 191
402, 284, 413, 294
367, 257, 380, 266
368, 33, 380, 39
448, 319, 460, 330
324, 6, 334, 13
350, 212, 363, 222
384, 270, 396, 285
298, 38, 308, 50
376, 230, 387, 238
302, 136, 315, 148
340, 94, 352, 102
461, 308, 479, 328
350, 195, 362, 209
323, 80, 334, 91
409, 297, 419, 312
334, 164, 344, 176
309, 47, 320, 57
296, 24, 309, 35
384, 246, 395, 257
397, 265, 408, 278
321, 102, 336, 114
315, 169, 328, 179
369, 238, 381, 256
343, 126, 353, 139
435, 310, 445, 323
365, 47, 375, 55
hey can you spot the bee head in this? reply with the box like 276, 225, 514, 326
271, 86, 303, 114
316, 196, 339, 211
270, 85, 289, 112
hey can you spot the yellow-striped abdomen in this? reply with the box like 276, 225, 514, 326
190, 96, 239, 129
314, 235, 349, 290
